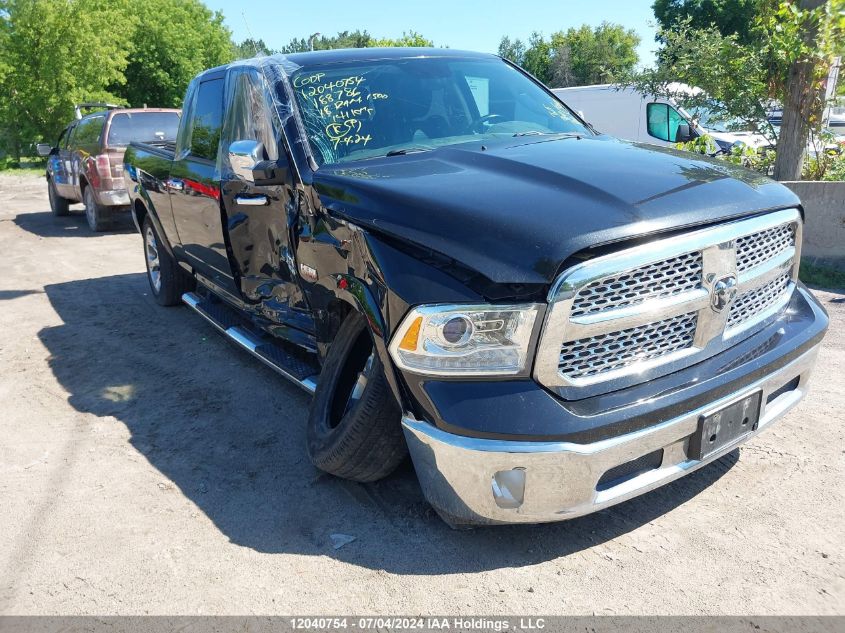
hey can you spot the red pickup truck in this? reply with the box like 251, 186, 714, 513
38, 106, 180, 231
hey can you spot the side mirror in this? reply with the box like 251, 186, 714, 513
675, 123, 693, 143
228, 139, 266, 182
36, 143, 53, 157
252, 153, 292, 187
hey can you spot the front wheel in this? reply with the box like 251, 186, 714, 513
142, 215, 194, 306
307, 312, 407, 482
48, 178, 70, 216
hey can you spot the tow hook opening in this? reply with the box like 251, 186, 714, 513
492, 468, 526, 509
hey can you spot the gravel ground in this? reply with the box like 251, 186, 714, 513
0, 173, 842, 615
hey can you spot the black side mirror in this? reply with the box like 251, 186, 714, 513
36, 143, 54, 157
675, 123, 693, 143
252, 154, 292, 187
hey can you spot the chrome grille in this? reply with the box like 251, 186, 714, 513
535, 209, 802, 398
736, 223, 795, 273
559, 313, 697, 379
727, 272, 791, 329
571, 252, 702, 317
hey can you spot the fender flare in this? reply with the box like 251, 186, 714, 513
324, 273, 406, 406
132, 196, 176, 258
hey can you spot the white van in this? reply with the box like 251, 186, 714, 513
554, 84, 770, 152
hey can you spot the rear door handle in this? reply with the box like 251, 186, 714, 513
235, 194, 269, 206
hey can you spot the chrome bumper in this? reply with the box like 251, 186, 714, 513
402, 344, 819, 526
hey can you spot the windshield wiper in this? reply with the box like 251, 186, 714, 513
384, 147, 432, 157
512, 130, 547, 137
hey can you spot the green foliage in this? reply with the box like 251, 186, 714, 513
233, 38, 275, 60
371, 31, 434, 47
279, 29, 434, 53
675, 131, 845, 180
625, 1, 845, 167
799, 259, 845, 289
497, 22, 640, 86
0, 0, 233, 156
652, 0, 761, 44
117, 0, 233, 108
0, 0, 136, 158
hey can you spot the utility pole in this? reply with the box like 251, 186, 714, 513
773, 0, 827, 182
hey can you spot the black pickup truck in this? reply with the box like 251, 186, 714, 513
124, 48, 828, 527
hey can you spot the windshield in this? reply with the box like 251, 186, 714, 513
687, 106, 750, 133
107, 112, 180, 146
290, 56, 590, 165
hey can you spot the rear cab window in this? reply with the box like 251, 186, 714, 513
186, 78, 225, 161
106, 112, 180, 147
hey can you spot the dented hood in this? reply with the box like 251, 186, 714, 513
312, 135, 799, 285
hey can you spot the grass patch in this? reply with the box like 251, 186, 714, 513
800, 260, 845, 290
0, 166, 46, 176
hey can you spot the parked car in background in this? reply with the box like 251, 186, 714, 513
38, 105, 181, 231
125, 49, 827, 527
554, 84, 771, 153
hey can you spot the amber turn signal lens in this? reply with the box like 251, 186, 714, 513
398, 316, 423, 351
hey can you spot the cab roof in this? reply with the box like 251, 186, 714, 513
197, 48, 499, 80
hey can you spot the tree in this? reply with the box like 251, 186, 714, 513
496, 23, 640, 86
0, 0, 136, 160
234, 38, 275, 60
280, 30, 373, 53
653, 0, 762, 44
279, 30, 435, 53
625, 1, 845, 180
770, 0, 836, 180
370, 31, 433, 47
115, 0, 233, 108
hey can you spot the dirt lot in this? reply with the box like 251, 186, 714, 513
0, 172, 842, 615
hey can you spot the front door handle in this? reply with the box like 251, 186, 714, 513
235, 194, 269, 206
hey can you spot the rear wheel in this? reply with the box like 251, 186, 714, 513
48, 178, 70, 216
143, 215, 194, 306
84, 186, 113, 232
307, 312, 407, 482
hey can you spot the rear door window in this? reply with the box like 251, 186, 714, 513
72, 115, 105, 153
188, 78, 224, 161
107, 112, 180, 146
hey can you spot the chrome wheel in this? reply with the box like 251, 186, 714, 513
145, 226, 162, 293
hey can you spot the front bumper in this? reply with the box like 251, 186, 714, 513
402, 344, 820, 526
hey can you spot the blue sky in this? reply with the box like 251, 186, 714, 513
203, 0, 660, 68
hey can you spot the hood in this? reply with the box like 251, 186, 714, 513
710, 130, 772, 149
312, 135, 799, 285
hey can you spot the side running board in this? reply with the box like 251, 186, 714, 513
182, 292, 319, 394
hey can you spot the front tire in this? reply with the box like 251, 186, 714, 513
84, 186, 112, 232
48, 178, 70, 216
307, 312, 407, 482
142, 215, 194, 306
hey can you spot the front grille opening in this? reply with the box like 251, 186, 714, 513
736, 223, 795, 273
596, 449, 664, 491
571, 251, 702, 317
559, 312, 697, 379
727, 272, 791, 329
767, 376, 800, 404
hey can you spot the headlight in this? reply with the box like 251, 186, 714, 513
388, 304, 541, 376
